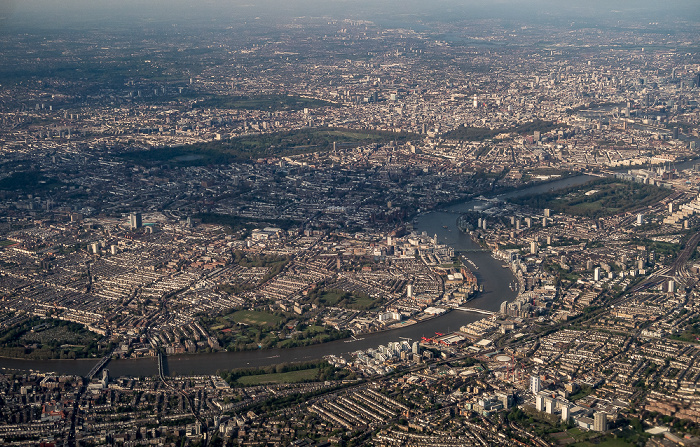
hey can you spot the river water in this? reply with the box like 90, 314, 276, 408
0, 174, 596, 377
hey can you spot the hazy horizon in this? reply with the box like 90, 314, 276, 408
1, 0, 699, 30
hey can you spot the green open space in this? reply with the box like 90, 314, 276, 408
233, 250, 290, 269
568, 385, 594, 401
0, 240, 16, 247
553, 427, 638, 446
308, 287, 383, 310
0, 317, 110, 360
567, 425, 650, 447
219, 360, 355, 387
0, 171, 63, 193
316, 290, 345, 306
671, 315, 700, 343
510, 407, 649, 446
201, 307, 352, 351
633, 239, 681, 258
116, 127, 418, 166
194, 94, 338, 112
569, 440, 633, 447
443, 120, 562, 141
236, 368, 321, 385
229, 310, 284, 327
194, 212, 301, 233
276, 324, 353, 349
508, 178, 671, 218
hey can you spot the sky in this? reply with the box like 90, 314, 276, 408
1, 0, 698, 29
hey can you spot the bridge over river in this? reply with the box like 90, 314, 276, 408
453, 307, 495, 316
86, 352, 113, 380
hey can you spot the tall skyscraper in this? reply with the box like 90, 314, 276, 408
594, 411, 607, 432
561, 404, 571, 423
129, 212, 142, 230
545, 397, 555, 414
412, 341, 421, 355
535, 394, 545, 411
530, 375, 541, 394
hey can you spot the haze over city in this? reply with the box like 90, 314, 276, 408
1, 0, 700, 26
0, 0, 699, 446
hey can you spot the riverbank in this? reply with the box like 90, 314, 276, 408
491, 251, 526, 304
1, 176, 603, 377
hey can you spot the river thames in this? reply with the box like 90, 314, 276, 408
0, 174, 597, 377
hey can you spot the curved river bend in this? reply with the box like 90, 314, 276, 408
0, 175, 594, 377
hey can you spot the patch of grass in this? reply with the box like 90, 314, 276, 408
233, 251, 289, 269
670, 316, 700, 343
318, 290, 345, 306
0, 240, 15, 247
509, 178, 671, 218
229, 310, 283, 327
195, 212, 301, 233
194, 94, 338, 112
570, 437, 635, 447
556, 427, 606, 445
116, 127, 418, 166
0, 317, 109, 360
443, 120, 562, 141
310, 288, 383, 310
220, 360, 354, 387
0, 171, 63, 193
236, 368, 320, 385
305, 325, 326, 334
349, 294, 378, 310
637, 239, 680, 257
